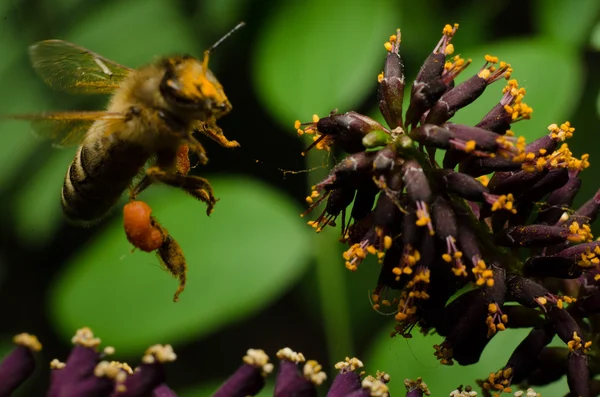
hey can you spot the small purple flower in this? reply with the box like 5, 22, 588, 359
0, 327, 178, 396
0, 333, 41, 395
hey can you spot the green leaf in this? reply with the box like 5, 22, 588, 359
180, 379, 274, 397
49, 176, 312, 356
451, 38, 583, 144
365, 322, 568, 395
65, 0, 199, 67
15, 149, 75, 245
591, 20, 600, 51
253, 0, 400, 130
0, 73, 49, 193
535, 0, 600, 48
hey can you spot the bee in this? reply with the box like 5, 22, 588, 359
9, 22, 245, 224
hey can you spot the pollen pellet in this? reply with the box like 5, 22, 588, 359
123, 201, 165, 252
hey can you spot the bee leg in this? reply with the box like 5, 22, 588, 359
183, 133, 209, 166
194, 120, 240, 148
129, 176, 154, 200
157, 234, 187, 302
145, 166, 218, 215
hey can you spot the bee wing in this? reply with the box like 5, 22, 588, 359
8, 111, 127, 147
29, 40, 134, 94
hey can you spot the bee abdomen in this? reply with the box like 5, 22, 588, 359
61, 139, 149, 223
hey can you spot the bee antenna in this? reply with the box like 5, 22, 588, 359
202, 21, 245, 71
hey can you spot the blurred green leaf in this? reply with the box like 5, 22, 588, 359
591, 20, 600, 51
365, 322, 568, 395
15, 149, 75, 245
65, 0, 199, 67
0, 72, 49, 193
535, 0, 600, 47
253, 0, 400, 130
180, 379, 274, 397
50, 176, 312, 355
451, 38, 583, 143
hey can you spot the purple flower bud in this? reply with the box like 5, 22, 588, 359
316, 151, 378, 190
314, 111, 389, 154
441, 289, 491, 365
350, 183, 379, 224
115, 345, 176, 397
0, 333, 41, 396
552, 241, 600, 264
405, 78, 447, 127
438, 169, 488, 201
476, 102, 512, 134
373, 190, 403, 231
431, 196, 457, 238
50, 328, 103, 395
495, 224, 571, 248
409, 124, 454, 149
520, 168, 568, 202
424, 75, 487, 125
506, 276, 551, 309
327, 358, 363, 397
523, 256, 582, 279
213, 349, 272, 397
372, 146, 397, 174
402, 160, 431, 204
506, 326, 555, 384
525, 347, 568, 386
535, 172, 582, 225
567, 352, 590, 397
152, 384, 177, 396
546, 307, 585, 349
489, 169, 548, 195
67, 366, 116, 397
403, 377, 430, 397
274, 349, 323, 397
459, 155, 521, 177
378, 30, 405, 129
524, 134, 557, 154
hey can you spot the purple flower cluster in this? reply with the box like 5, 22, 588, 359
0, 329, 392, 396
0, 328, 177, 396
297, 24, 598, 396
1, 328, 553, 396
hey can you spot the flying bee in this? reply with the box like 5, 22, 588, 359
9, 22, 245, 224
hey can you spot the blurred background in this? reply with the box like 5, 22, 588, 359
0, 0, 599, 395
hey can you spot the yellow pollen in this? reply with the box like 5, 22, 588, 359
383, 235, 392, 249
464, 140, 476, 153
444, 44, 454, 55
384, 42, 393, 52
377, 72, 384, 83
484, 54, 499, 63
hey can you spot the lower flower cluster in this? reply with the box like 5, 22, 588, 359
0, 329, 548, 396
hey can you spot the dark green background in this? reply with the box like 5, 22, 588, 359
0, 0, 599, 395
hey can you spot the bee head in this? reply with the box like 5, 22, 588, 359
159, 56, 231, 118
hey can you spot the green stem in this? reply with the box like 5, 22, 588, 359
307, 150, 354, 362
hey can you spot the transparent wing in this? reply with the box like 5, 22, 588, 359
8, 111, 126, 147
29, 40, 134, 94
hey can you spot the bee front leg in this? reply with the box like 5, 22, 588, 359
194, 119, 240, 148
145, 166, 218, 215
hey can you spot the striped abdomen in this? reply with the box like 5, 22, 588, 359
61, 137, 150, 223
